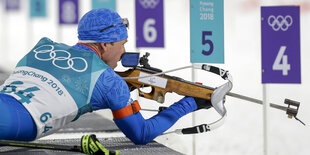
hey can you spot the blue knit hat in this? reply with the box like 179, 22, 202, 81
78, 8, 128, 43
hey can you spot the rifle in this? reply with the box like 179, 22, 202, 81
116, 52, 304, 134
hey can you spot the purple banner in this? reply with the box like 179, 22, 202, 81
136, 0, 164, 47
261, 6, 301, 83
5, 0, 20, 11
59, 0, 79, 24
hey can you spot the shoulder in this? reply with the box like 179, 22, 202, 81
97, 68, 126, 90
96, 68, 130, 110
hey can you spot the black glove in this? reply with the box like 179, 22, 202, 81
193, 97, 212, 111
157, 97, 212, 113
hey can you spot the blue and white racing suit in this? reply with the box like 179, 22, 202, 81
0, 37, 197, 144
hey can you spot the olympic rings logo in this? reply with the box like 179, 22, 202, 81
268, 15, 293, 31
139, 0, 160, 9
33, 45, 88, 72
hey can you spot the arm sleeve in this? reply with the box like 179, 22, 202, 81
90, 68, 198, 145
114, 97, 197, 145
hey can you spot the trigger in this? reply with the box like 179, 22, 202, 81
157, 96, 165, 103
129, 86, 137, 92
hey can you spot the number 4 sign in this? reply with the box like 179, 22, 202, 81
261, 6, 301, 83
272, 46, 290, 76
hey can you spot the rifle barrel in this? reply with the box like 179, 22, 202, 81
227, 92, 287, 112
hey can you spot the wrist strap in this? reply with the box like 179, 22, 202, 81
112, 100, 141, 119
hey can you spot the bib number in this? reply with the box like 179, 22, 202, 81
0, 81, 40, 104
1, 81, 54, 134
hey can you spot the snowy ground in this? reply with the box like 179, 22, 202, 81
1, 0, 310, 155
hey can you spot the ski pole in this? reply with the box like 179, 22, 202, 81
0, 140, 81, 152
0, 135, 121, 155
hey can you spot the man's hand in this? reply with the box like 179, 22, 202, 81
193, 97, 212, 111
158, 97, 212, 112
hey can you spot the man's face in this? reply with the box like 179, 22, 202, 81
100, 39, 127, 69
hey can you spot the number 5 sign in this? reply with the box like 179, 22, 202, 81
190, 0, 224, 63
261, 6, 301, 83
136, 0, 164, 47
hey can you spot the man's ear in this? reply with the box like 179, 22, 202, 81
99, 43, 108, 52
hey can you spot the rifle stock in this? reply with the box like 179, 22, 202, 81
116, 68, 213, 103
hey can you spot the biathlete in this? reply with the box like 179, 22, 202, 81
0, 8, 211, 145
